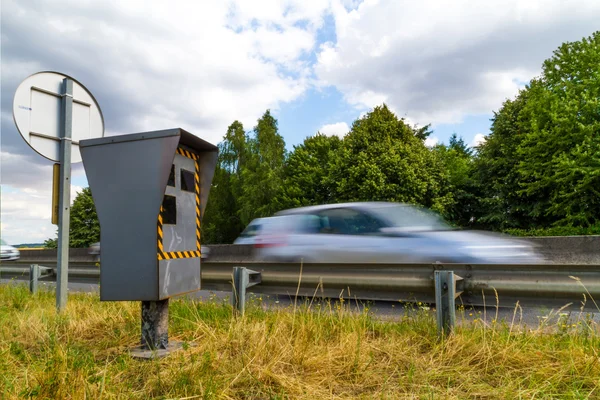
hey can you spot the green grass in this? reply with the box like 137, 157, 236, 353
0, 284, 599, 399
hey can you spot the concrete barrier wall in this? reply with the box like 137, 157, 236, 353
205, 244, 254, 261
19, 248, 96, 262
526, 236, 600, 264
18, 235, 600, 264
207, 238, 600, 264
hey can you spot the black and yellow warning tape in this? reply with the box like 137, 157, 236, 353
194, 155, 201, 249
176, 147, 198, 160
157, 250, 202, 261
157, 206, 164, 253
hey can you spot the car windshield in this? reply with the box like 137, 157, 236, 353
368, 204, 452, 231
239, 223, 261, 237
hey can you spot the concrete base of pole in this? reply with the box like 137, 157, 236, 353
130, 341, 185, 360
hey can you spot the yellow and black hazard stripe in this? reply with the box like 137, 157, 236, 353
158, 250, 202, 261
194, 153, 201, 250
157, 146, 202, 261
157, 205, 164, 254
176, 147, 198, 161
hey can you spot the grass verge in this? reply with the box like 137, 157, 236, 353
1, 284, 599, 399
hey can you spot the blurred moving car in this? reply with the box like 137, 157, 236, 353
88, 242, 210, 259
234, 217, 288, 245
0, 239, 20, 261
89, 242, 100, 255
251, 202, 544, 264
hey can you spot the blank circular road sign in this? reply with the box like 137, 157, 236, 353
12, 71, 104, 163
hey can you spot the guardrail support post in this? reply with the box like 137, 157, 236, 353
232, 267, 262, 315
435, 270, 462, 337
29, 264, 39, 294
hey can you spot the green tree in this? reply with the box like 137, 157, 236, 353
43, 188, 100, 248
68, 187, 100, 248
202, 121, 250, 244
278, 133, 342, 209
473, 90, 535, 230
413, 123, 434, 141
329, 104, 453, 213
43, 236, 57, 249
448, 133, 472, 157
517, 31, 600, 227
434, 133, 481, 227
475, 31, 600, 230
201, 166, 236, 244
220, 120, 250, 176
239, 110, 286, 224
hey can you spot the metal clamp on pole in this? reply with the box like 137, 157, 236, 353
435, 270, 463, 337
232, 267, 262, 315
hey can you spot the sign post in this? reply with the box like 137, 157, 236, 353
56, 78, 73, 310
13, 71, 104, 311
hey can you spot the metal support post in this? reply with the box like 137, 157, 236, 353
435, 270, 460, 337
232, 267, 247, 315
232, 267, 262, 315
56, 78, 73, 311
30, 264, 39, 294
141, 300, 169, 350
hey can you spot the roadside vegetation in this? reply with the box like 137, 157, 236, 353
1, 284, 598, 399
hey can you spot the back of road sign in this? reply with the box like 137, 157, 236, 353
12, 71, 104, 163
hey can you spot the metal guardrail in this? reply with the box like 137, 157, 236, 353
15, 237, 600, 266
204, 261, 600, 310
0, 261, 100, 283
2, 260, 599, 311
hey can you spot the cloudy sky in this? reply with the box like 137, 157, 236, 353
1, 0, 599, 244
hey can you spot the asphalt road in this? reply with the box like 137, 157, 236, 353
3, 279, 598, 330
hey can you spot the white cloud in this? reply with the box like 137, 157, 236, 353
317, 0, 600, 125
470, 133, 487, 147
1, 0, 330, 148
1, 184, 57, 245
0, 152, 85, 244
319, 122, 350, 138
424, 136, 439, 148
1, 0, 330, 244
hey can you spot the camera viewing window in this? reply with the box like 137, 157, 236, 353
181, 169, 195, 192
161, 195, 177, 225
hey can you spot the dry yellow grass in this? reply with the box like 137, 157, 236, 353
0, 284, 599, 399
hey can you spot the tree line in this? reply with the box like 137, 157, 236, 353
51, 31, 599, 248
